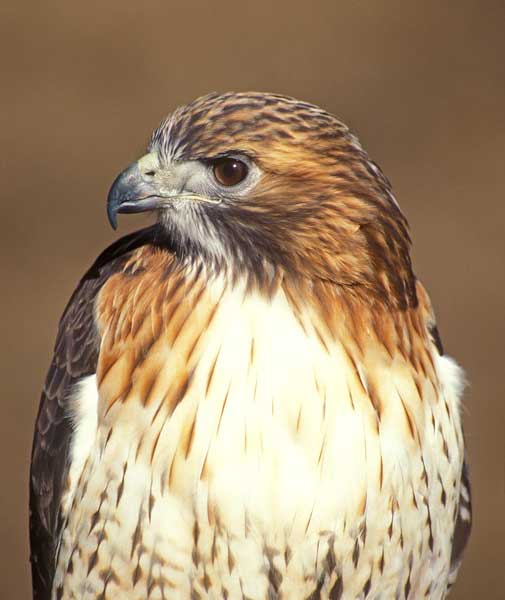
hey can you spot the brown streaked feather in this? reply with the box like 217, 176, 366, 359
30, 226, 162, 599
149, 92, 416, 308
449, 456, 472, 583
35, 92, 470, 598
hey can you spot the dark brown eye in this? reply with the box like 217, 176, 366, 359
212, 157, 248, 186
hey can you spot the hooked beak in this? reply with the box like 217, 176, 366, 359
107, 153, 221, 229
107, 157, 165, 230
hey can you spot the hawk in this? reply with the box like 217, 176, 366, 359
30, 92, 471, 600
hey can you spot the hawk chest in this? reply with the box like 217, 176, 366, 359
54, 273, 463, 599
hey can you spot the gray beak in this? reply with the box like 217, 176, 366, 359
107, 159, 164, 230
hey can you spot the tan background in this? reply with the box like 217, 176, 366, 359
1, 1, 504, 598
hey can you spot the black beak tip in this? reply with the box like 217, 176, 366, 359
107, 202, 118, 230
107, 169, 127, 230
106, 161, 160, 230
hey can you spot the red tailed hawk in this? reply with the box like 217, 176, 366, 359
30, 92, 471, 599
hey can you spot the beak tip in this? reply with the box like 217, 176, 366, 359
106, 159, 161, 230
107, 203, 118, 230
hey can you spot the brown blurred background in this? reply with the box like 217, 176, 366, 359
1, 1, 504, 597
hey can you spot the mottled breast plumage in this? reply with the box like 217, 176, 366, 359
30, 92, 471, 600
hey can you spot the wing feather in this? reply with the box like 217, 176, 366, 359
449, 456, 472, 585
29, 226, 160, 599
428, 320, 472, 586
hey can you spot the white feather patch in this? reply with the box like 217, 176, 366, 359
60, 374, 98, 515
435, 354, 467, 409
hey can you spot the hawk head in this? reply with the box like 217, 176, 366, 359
108, 92, 416, 307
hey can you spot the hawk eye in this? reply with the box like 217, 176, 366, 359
212, 157, 248, 187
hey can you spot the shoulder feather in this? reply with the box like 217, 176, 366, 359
29, 226, 159, 599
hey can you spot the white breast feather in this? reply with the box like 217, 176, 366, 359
55, 277, 466, 599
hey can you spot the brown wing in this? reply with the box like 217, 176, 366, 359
29, 226, 161, 600
449, 456, 472, 584
428, 323, 472, 585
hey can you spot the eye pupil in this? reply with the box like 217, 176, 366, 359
213, 158, 248, 186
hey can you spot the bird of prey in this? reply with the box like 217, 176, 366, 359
30, 92, 471, 600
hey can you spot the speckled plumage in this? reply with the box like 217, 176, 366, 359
30, 92, 471, 600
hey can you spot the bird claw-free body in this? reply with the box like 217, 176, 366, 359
30, 92, 471, 600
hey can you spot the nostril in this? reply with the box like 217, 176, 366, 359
145, 170, 156, 177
